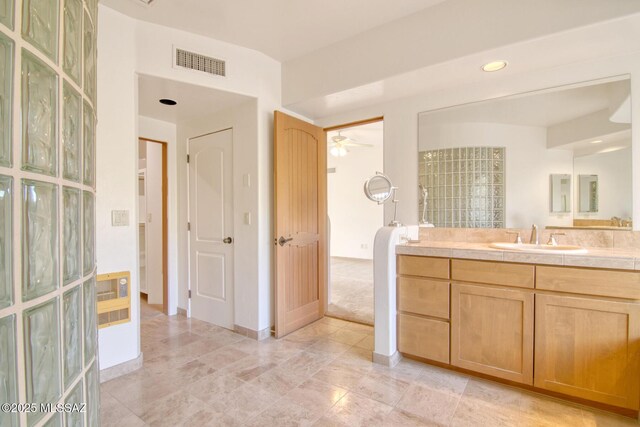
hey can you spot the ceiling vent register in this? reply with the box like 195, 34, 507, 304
175, 49, 226, 77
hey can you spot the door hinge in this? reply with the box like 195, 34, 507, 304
187, 154, 190, 163
187, 222, 191, 231
188, 290, 192, 299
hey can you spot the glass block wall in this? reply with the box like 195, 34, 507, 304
418, 147, 505, 228
0, 0, 99, 426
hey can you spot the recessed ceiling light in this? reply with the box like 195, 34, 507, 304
590, 140, 603, 144
481, 61, 508, 72
598, 146, 625, 154
159, 98, 177, 106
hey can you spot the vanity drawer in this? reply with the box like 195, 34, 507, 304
536, 266, 640, 299
398, 255, 450, 279
398, 277, 450, 319
452, 259, 534, 289
398, 313, 449, 364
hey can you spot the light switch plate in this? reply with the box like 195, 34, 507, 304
244, 212, 251, 225
111, 210, 130, 227
243, 174, 251, 188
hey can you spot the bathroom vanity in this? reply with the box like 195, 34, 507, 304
396, 243, 640, 414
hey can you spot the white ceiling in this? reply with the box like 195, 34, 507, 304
137, 74, 253, 124
101, 0, 446, 61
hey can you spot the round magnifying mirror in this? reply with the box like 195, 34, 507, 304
364, 174, 393, 204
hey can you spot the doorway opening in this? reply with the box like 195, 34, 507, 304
325, 119, 384, 325
138, 137, 168, 320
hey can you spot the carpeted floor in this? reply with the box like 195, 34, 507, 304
327, 257, 374, 325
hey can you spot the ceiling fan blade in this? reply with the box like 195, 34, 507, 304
342, 141, 374, 147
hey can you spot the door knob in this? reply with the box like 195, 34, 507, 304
223, 237, 233, 244
278, 236, 293, 247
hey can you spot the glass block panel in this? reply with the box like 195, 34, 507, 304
63, 286, 82, 388
63, 82, 81, 181
21, 49, 58, 176
0, 0, 14, 29
83, 277, 96, 362
42, 413, 61, 427
63, 187, 81, 285
86, 0, 97, 23
0, 175, 11, 309
23, 298, 61, 426
62, 0, 82, 84
82, 101, 95, 187
21, 0, 58, 61
0, 32, 13, 167
85, 361, 99, 427
0, 314, 18, 427
65, 379, 84, 427
83, 12, 96, 103
22, 179, 58, 301
82, 191, 94, 275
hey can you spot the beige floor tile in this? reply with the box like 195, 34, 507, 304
324, 392, 394, 427
342, 322, 374, 335
196, 345, 250, 369
252, 366, 307, 395
396, 383, 461, 425
222, 355, 279, 381
286, 378, 348, 415
138, 389, 206, 427
582, 408, 640, 426
372, 358, 425, 383
327, 329, 368, 346
305, 338, 353, 359
319, 316, 356, 329
209, 382, 281, 423
247, 399, 321, 427
354, 370, 411, 406
187, 372, 245, 404
100, 391, 144, 427
382, 409, 437, 426
313, 364, 366, 391
415, 364, 469, 395
354, 335, 374, 350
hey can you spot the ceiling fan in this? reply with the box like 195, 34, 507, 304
329, 131, 374, 157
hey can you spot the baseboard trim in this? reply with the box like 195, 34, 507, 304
99, 352, 143, 383
234, 324, 271, 341
373, 351, 401, 367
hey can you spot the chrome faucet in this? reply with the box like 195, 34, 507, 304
529, 224, 539, 245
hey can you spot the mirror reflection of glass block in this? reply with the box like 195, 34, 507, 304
83, 277, 96, 363
22, 179, 58, 301
63, 286, 82, 388
86, 0, 97, 22
0, 175, 12, 309
62, 0, 82, 84
42, 413, 61, 427
0, 314, 18, 427
21, 50, 58, 176
63, 187, 81, 286
24, 298, 61, 426
65, 379, 84, 427
85, 361, 99, 427
82, 101, 95, 188
83, 12, 96, 103
21, 0, 58, 61
82, 191, 94, 275
0, 32, 13, 167
63, 82, 81, 182
0, 0, 14, 29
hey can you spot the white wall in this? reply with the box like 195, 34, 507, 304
419, 122, 574, 228
97, 5, 282, 370
314, 51, 640, 231
96, 7, 139, 369
574, 147, 633, 220
328, 132, 384, 259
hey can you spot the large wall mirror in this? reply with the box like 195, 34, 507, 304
417, 76, 632, 229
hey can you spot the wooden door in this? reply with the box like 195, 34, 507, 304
274, 111, 327, 338
535, 294, 640, 410
188, 129, 234, 329
451, 283, 534, 384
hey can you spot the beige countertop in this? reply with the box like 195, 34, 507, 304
397, 241, 640, 271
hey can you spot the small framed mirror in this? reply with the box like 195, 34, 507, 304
549, 174, 571, 213
364, 173, 393, 204
579, 175, 598, 213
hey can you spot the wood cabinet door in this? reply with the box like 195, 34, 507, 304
451, 283, 534, 384
535, 294, 640, 410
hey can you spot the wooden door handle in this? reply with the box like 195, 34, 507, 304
278, 236, 293, 246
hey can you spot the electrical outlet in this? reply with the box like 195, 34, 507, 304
111, 210, 130, 227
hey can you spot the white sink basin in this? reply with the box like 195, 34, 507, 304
489, 242, 588, 254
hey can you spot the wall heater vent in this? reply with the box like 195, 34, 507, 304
175, 48, 226, 77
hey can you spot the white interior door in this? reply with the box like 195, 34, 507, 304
146, 141, 163, 305
188, 129, 234, 329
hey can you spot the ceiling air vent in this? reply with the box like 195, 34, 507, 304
175, 48, 226, 77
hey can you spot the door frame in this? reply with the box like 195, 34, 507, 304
139, 137, 169, 315
186, 127, 234, 321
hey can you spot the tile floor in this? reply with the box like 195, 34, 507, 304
101, 311, 639, 426
327, 257, 374, 325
